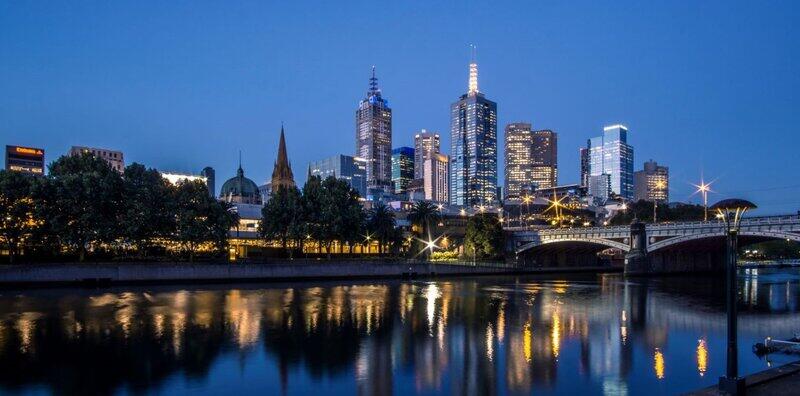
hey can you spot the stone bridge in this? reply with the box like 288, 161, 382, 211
507, 215, 800, 274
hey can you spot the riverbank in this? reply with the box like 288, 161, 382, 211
688, 361, 800, 395
0, 260, 620, 287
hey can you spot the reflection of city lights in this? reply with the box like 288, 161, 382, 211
551, 314, 561, 358
620, 326, 627, 344
424, 284, 440, 335
523, 323, 532, 362
697, 339, 708, 377
497, 307, 505, 344
486, 323, 494, 362
654, 348, 665, 379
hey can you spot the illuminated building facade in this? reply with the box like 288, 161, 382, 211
414, 130, 440, 179
531, 129, 558, 190
356, 67, 392, 190
579, 145, 590, 188
5, 145, 44, 175
160, 172, 207, 186
69, 146, 124, 172
449, 53, 497, 207
309, 154, 368, 198
391, 147, 414, 194
634, 160, 669, 202
588, 125, 634, 200
424, 153, 449, 203
504, 123, 532, 200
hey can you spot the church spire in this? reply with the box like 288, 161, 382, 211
468, 44, 479, 95
271, 124, 295, 191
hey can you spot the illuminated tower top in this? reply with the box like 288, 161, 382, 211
468, 44, 479, 96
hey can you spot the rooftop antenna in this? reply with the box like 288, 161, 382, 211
369, 66, 380, 95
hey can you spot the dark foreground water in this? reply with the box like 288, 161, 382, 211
0, 269, 799, 395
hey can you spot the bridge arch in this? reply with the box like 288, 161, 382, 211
516, 237, 630, 254
648, 230, 800, 253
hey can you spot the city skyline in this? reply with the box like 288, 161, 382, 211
1, 2, 798, 212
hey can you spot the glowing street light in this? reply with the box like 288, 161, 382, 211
653, 180, 667, 223
692, 180, 713, 221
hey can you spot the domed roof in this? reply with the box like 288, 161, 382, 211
220, 166, 262, 205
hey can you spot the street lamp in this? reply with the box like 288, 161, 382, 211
693, 180, 713, 221
653, 180, 666, 223
711, 198, 757, 396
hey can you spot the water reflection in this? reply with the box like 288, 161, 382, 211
0, 269, 799, 394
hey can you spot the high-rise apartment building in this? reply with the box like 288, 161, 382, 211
531, 129, 558, 190
634, 160, 669, 202
424, 153, 449, 203
69, 146, 125, 172
588, 125, 634, 200
503, 124, 558, 200
413, 130, 440, 179
504, 123, 532, 200
356, 67, 392, 190
449, 51, 497, 207
391, 147, 414, 194
309, 154, 368, 198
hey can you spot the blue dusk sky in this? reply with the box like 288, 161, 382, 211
1, 1, 798, 213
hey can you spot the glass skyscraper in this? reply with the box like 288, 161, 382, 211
413, 130, 440, 180
588, 125, 634, 200
504, 122, 532, 200
308, 154, 368, 198
449, 55, 497, 207
356, 67, 392, 190
391, 147, 414, 193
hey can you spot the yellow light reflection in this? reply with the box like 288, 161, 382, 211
486, 323, 494, 362
697, 339, 708, 377
424, 283, 440, 335
523, 322, 532, 362
654, 348, 665, 379
551, 314, 561, 358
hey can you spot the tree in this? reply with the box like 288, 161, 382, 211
367, 202, 395, 255
407, 201, 440, 257
174, 180, 237, 262
121, 163, 176, 256
609, 201, 705, 225
464, 213, 504, 260
318, 176, 364, 258
301, 175, 324, 253
0, 171, 40, 263
46, 153, 124, 261
259, 186, 304, 258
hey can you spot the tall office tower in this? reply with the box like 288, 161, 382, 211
391, 147, 414, 193
504, 122, 532, 200
424, 153, 449, 203
588, 125, 634, 200
5, 145, 44, 175
449, 49, 497, 207
356, 67, 392, 190
634, 160, 669, 202
201, 166, 215, 197
531, 129, 558, 190
579, 145, 590, 188
308, 154, 368, 198
270, 125, 295, 191
69, 146, 125, 172
413, 130, 440, 179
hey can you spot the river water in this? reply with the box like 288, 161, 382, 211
0, 269, 798, 395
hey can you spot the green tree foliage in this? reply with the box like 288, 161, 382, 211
609, 201, 706, 225
122, 163, 176, 255
301, 175, 324, 249
259, 186, 304, 257
46, 153, 124, 261
367, 202, 395, 255
464, 213, 504, 260
318, 176, 364, 258
174, 180, 237, 262
0, 171, 39, 263
407, 201, 440, 257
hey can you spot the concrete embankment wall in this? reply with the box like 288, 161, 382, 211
0, 260, 554, 286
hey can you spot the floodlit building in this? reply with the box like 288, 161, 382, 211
634, 160, 669, 202
450, 50, 497, 207
504, 123, 532, 200
391, 147, 414, 194
69, 146, 124, 172
588, 125, 634, 200
356, 67, 392, 190
308, 154, 368, 198
413, 130, 440, 179
531, 129, 557, 190
424, 153, 449, 203
160, 172, 207, 186
5, 145, 44, 175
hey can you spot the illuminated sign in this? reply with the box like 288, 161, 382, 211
6, 145, 45, 175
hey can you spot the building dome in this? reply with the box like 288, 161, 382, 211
220, 166, 262, 205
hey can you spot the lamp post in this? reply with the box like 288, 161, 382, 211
694, 181, 712, 221
711, 198, 757, 396
653, 180, 666, 223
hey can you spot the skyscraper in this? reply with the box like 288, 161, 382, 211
356, 67, 392, 190
531, 129, 557, 190
449, 49, 497, 207
271, 125, 295, 191
424, 153, 449, 203
391, 147, 414, 193
588, 125, 634, 200
579, 145, 590, 188
504, 122, 532, 200
200, 166, 215, 197
413, 130, 440, 179
634, 160, 669, 202
308, 154, 368, 198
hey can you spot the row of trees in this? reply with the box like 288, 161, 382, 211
0, 154, 237, 263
